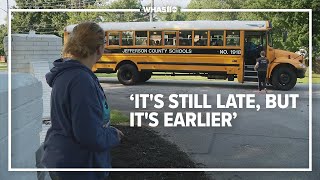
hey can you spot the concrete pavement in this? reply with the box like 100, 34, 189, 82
99, 78, 318, 179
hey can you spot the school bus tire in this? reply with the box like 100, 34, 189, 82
139, 71, 152, 82
271, 66, 297, 91
117, 64, 140, 85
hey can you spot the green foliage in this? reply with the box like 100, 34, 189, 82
186, 0, 319, 72
248, 0, 320, 72
0, 24, 7, 56
4, 0, 320, 73
66, 0, 148, 25
101, 0, 148, 22
66, 5, 102, 25
12, 0, 148, 36
12, 0, 69, 36
110, 110, 129, 125
12, 12, 68, 37
16, 0, 96, 9
156, 7, 187, 21
187, 0, 245, 20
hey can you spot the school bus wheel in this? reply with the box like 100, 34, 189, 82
271, 65, 297, 91
117, 64, 140, 85
139, 71, 152, 82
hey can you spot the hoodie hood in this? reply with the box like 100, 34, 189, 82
46, 58, 96, 87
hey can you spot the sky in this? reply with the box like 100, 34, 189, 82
0, 0, 15, 24
0, 0, 191, 25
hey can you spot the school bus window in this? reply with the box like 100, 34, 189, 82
135, 31, 147, 45
164, 31, 177, 46
194, 31, 208, 46
108, 32, 120, 45
149, 31, 162, 46
226, 30, 240, 46
245, 32, 266, 51
210, 30, 224, 46
122, 31, 133, 46
178, 31, 192, 46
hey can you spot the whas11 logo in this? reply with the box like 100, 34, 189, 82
142, 6, 178, 13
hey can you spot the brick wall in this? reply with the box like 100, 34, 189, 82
4, 34, 62, 73
4, 33, 62, 119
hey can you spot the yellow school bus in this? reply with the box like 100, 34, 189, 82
64, 21, 306, 90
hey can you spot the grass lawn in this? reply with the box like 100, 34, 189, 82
110, 109, 130, 125
297, 69, 320, 84
109, 110, 209, 179
95, 73, 116, 77
0, 62, 7, 71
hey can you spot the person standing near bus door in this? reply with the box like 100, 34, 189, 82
254, 51, 269, 92
41, 22, 124, 180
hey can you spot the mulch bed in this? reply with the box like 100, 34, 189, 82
110, 125, 209, 180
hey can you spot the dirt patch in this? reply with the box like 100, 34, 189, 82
110, 125, 209, 180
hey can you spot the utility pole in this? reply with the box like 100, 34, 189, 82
7, 0, 9, 23
149, 0, 154, 22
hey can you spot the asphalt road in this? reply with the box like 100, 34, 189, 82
100, 77, 319, 180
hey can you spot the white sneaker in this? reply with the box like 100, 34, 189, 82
264, 88, 267, 93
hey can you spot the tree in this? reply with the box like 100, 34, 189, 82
16, 0, 97, 9
185, 0, 318, 71
66, 5, 102, 25
156, 7, 187, 21
12, 0, 70, 36
0, 24, 7, 56
66, 0, 149, 26
100, 0, 148, 22
310, 1, 320, 73
243, 0, 319, 72
186, 0, 245, 20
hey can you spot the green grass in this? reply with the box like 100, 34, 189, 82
297, 68, 320, 84
313, 73, 320, 78
0, 62, 7, 71
298, 75, 320, 84
111, 109, 129, 125
95, 73, 116, 77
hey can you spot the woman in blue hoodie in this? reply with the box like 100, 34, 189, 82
42, 22, 123, 180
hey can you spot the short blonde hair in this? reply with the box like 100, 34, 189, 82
63, 22, 105, 58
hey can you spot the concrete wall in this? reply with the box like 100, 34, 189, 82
4, 33, 62, 119
0, 33, 63, 179
30, 61, 52, 119
4, 33, 62, 73
0, 73, 42, 180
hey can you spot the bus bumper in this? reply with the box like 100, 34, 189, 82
297, 68, 306, 78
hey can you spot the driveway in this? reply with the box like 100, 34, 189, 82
100, 78, 319, 180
